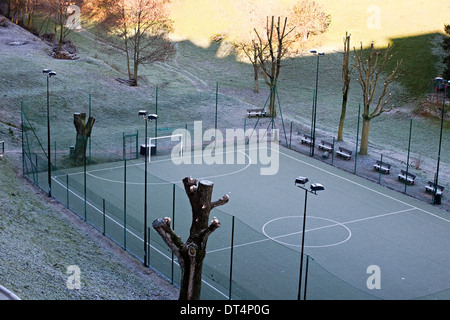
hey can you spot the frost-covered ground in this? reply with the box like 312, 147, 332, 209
0, 127, 178, 299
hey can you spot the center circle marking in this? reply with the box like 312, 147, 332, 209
262, 216, 352, 248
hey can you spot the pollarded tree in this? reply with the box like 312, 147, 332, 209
354, 42, 402, 155
337, 32, 353, 141
153, 177, 229, 300
71, 112, 95, 164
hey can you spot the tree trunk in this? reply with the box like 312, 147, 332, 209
269, 85, 277, 118
253, 55, 259, 93
72, 113, 95, 164
153, 177, 229, 300
132, 60, 139, 86
338, 32, 352, 141
359, 117, 371, 155
337, 89, 348, 141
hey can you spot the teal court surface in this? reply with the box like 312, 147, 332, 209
48, 143, 450, 300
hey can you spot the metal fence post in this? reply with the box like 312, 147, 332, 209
228, 215, 235, 300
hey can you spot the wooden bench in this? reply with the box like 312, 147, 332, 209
318, 140, 333, 152
373, 160, 391, 174
247, 108, 267, 118
301, 134, 314, 146
397, 170, 416, 185
335, 147, 352, 160
425, 181, 444, 195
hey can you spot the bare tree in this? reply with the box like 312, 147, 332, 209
153, 177, 229, 300
354, 42, 402, 155
90, 0, 175, 86
38, 1, 79, 52
224, 0, 270, 94
337, 32, 353, 141
254, 16, 294, 117
241, 42, 263, 93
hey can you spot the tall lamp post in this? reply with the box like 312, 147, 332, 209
43, 69, 56, 197
433, 77, 449, 205
295, 176, 324, 300
309, 51, 325, 157
138, 110, 158, 267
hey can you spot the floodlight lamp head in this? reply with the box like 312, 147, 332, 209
310, 183, 324, 192
147, 114, 158, 121
48, 71, 56, 77
310, 50, 317, 54
295, 176, 309, 186
43, 69, 51, 74
318, 52, 325, 56
138, 110, 148, 118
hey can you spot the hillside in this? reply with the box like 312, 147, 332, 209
0, 17, 178, 300
0, 0, 449, 299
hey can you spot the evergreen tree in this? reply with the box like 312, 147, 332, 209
442, 24, 450, 79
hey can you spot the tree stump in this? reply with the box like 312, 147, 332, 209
152, 177, 229, 300
71, 113, 95, 164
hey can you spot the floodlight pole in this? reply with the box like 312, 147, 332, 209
295, 180, 322, 300
144, 116, 148, 266
298, 187, 308, 300
43, 69, 56, 197
433, 79, 448, 204
139, 111, 158, 267
310, 51, 325, 156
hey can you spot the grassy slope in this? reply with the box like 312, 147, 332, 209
1, 1, 447, 169
170, 0, 449, 98
1, 2, 448, 164
0, 141, 177, 300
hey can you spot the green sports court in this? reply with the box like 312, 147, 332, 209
28, 137, 450, 300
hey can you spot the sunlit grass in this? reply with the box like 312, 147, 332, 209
169, 0, 449, 49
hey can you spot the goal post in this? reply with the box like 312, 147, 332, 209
148, 134, 183, 163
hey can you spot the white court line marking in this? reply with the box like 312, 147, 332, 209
57, 149, 252, 185
275, 148, 450, 224
262, 216, 352, 248
209, 207, 418, 254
